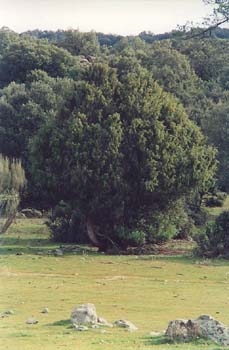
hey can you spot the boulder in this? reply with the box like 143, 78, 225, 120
71, 304, 98, 325
54, 249, 63, 256
26, 318, 38, 324
166, 315, 229, 345
114, 319, 138, 331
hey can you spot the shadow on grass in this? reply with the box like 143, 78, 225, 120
0, 234, 101, 256
143, 335, 170, 346
143, 335, 224, 349
47, 319, 72, 327
0, 236, 50, 246
0, 235, 54, 256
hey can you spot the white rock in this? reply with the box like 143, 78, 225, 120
114, 319, 138, 331
54, 249, 63, 256
26, 318, 38, 324
71, 304, 97, 325
74, 325, 89, 331
166, 315, 229, 345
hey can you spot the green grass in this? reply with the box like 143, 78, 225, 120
0, 219, 229, 350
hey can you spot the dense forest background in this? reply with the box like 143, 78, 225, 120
0, 26, 228, 250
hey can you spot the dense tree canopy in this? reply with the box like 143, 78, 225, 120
0, 24, 227, 248
203, 98, 229, 191
0, 35, 79, 86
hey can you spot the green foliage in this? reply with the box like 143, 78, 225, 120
139, 198, 195, 242
115, 226, 146, 248
57, 30, 100, 56
30, 61, 216, 248
0, 155, 25, 194
196, 211, 229, 258
0, 75, 75, 159
203, 99, 229, 191
204, 191, 227, 207
47, 201, 88, 243
0, 26, 226, 248
0, 36, 78, 85
141, 41, 208, 124
0, 27, 19, 54
0, 155, 26, 233
0, 75, 77, 206
174, 38, 229, 92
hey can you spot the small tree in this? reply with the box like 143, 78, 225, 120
0, 155, 25, 233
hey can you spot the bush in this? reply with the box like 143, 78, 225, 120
190, 207, 208, 226
204, 192, 227, 207
146, 199, 195, 242
48, 197, 197, 248
115, 226, 146, 248
196, 211, 229, 258
47, 201, 89, 244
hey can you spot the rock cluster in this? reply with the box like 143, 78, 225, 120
166, 315, 229, 345
38, 245, 91, 256
21, 208, 42, 218
70, 304, 136, 331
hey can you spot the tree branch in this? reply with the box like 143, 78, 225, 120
184, 17, 229, 40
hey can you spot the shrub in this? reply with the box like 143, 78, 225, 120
47, 201, 89, 244
146, 199, 195, 242
115, 226, 146, 248
196, 211, 229, 258
190, 207, 208, 226
204, 192, 227, 207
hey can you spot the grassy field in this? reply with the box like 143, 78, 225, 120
1, 218, 229, 350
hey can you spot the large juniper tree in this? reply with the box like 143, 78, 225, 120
30, 61, 217, 249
